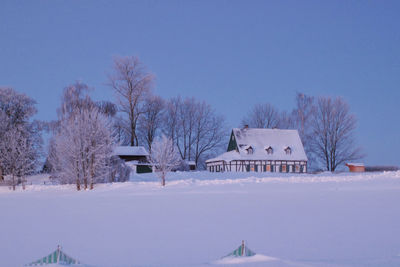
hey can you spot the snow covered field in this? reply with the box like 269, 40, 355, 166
1, 171, 400, 267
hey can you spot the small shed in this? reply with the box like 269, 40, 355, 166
346, 163, 365, 172
183, 160, 196, 171
114, 146, 153, 173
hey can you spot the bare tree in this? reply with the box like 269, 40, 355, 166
277, 111, 295, 129
163, 97, 180, 153
149, 135, 181, 186
108, 56, 154, 146
242, 103, 280, 128
193, 101, 226, 166
113, 115, 130, 145
57, 82, 116, 121
163, 97, 195, 161
163, 97, 227, 167
137, 95, 165, 152
291, 93, 316, 168
311, 96, 363, 171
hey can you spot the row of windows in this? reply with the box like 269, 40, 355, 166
245, 146, 292, 155
209, 164, 305, 173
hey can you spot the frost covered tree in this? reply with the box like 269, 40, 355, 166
48, 82, 121, 190
50, 108, 115, 190
310, 96, 363, 171
108, 56, 154, 146
109, 156, 131, 183
149, 135, 181, 186
0, 127, 36, 190
0, 88, 41, 188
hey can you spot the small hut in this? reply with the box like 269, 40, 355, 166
346, 163, 365, 172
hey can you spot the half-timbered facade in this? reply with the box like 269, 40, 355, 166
206, 127, 308, 173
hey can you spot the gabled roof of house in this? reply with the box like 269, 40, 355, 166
206, 128, 308, 163
114, 146, 149, 157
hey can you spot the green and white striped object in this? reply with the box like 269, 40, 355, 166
26, 246, 80, 266
225, 241, 256, 257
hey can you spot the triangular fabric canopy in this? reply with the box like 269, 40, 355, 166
224, 241, 256, 257
26, 246, 81, 266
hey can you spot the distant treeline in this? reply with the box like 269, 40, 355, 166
365, 166, 399, 172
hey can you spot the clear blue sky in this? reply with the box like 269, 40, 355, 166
1, 1, 399, 166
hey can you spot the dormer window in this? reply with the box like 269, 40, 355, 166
266, 146, 273, 155
285, 146, 292, 155
246, 146, 253, 155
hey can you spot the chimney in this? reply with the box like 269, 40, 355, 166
243, 124, 249, 129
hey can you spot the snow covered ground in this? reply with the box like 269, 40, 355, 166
1, 171, 400, 266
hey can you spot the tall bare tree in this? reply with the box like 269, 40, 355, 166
108, 56, 154, 146
277, 111, 295, 129
193, 101, 226, 166
163, 97, 195, 160
242, 103, 280, 128
311, 96, 363, 171
163, 97, 226, 167
291, 93, 316, 167
138, 95, 165, 152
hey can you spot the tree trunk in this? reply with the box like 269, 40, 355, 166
90, 153, 95, 190
161, 174, 166, 186
76, 178, 81, 191
12, 174, 15, 191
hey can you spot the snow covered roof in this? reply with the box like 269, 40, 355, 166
346, 163, 364, 167
206, 128, 308, 163
114, 146, 149, 157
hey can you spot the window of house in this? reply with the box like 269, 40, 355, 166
285, 147, 292, 155
295, 165, 300, 173
266, 165, 271, 172
247, 147, 253, 154
266, 146, 273, 155
282, 165, 287, 172
250, 164, 255, 172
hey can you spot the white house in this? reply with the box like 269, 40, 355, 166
206, 127, 308, 173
